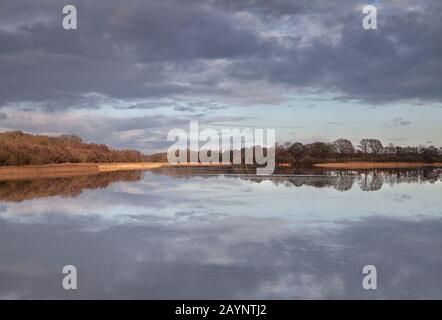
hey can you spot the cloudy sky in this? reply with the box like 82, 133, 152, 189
0, 0, 441, 153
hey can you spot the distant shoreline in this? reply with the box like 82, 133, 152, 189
314, 162, 442, 169
1, 161, 441, 181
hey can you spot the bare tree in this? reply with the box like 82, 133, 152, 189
288, 142, 305, 166
358, 139, 370, 154
333, 138, 354, 157
385, 143, 396, 154
368, 139, 383, 156
307, 142, 333, 158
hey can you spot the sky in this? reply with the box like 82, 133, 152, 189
0, 0, 441, 153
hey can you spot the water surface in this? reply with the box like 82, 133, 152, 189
1, 168, 441, 299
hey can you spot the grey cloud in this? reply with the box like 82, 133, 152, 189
385, 117, 412, 128
0, 0, 272, 107
117, 101, 179, 110
187, 101, 228, 110
226, 1, 442, 104
210, 0, 358, 17
116, 99, 229, 112
0, 0, 441, 108
174, 106, 196, 112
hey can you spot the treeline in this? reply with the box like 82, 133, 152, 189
146, 138, 442, 166
0, 131, 145, 166
2, 131, 441, 167
275, 138, 442, 166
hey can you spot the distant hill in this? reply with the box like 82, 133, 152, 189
0, 131, 146, 166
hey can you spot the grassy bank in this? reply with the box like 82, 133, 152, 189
0, 163, 166, 180
0, 162, 232, 180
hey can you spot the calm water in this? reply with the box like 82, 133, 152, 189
1, 168, 442, 299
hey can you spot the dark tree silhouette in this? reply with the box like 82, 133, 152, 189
333, 138, 354, 157
358, 139, 370, 154
368, 139, 383, 156
288, 142, 305, 166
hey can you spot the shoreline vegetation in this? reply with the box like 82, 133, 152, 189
1, 131, 442, 180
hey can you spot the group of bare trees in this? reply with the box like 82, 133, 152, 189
357, 139, 383, 156
148, 137, 442, 167
333, 138, 355, 156
275, 138, 442, 166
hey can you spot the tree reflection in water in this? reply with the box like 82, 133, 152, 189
0, 171, 143, 203
0, 167, 440, 202
153, 167, 442, 193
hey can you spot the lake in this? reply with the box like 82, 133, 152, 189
0, 167, 442, 299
